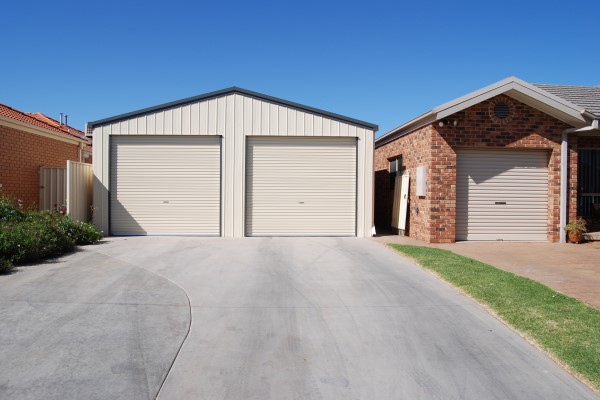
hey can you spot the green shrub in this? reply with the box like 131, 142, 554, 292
0, 195, 102, 267
0, 196, 27, 223
0, 258, 14, 274
56, 216, 103, 245
0, 218, 75, 264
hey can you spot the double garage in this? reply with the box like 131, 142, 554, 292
91, 88, 376, 238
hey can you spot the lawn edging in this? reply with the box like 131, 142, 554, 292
389, 244, 600, 394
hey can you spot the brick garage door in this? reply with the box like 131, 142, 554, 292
456, 149, 549, 241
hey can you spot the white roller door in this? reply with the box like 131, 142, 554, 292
246, 137, 356, 236
110, 136, 220, 235
456, 149, 548, 241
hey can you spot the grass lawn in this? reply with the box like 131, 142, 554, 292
389, 244, 600, 393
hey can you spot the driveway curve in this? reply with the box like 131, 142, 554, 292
93, 236, 598, 400
0, 247, 190, 400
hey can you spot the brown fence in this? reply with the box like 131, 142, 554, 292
39, 166, 66, 212
67, 161, 93, 222
39, 161, 93, 221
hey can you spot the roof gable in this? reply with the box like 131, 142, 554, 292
88, 87, 378, 131
376, 76, 592, 147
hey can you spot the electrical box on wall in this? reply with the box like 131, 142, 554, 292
416, 166, 427, 196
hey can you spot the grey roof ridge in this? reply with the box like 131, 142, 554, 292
534, 83, 600, 88
88, 87, 378, 131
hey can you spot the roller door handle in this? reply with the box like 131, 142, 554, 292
495, 201, 507, 205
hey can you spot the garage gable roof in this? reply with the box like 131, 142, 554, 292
376, 76, 591, 147
88, 87, 378, 131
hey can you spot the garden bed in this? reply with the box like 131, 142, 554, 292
0, 196, 102, 273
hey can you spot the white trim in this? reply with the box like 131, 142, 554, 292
560, 132, 568, 243
0, 115, 89, 145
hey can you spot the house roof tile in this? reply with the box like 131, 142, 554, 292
0, 103, 89, 142
534, 84, 600, 117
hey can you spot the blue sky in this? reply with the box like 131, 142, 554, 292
2, 0, 599, 136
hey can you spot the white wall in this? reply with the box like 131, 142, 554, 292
93, 92, 374, 237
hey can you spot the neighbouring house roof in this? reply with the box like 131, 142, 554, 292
88, 87, 379, 131
533, 84, 600, 117
376, 76, 598, 148
0, 103, 90, 143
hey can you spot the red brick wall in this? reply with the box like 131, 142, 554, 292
0, 125, 79, 208
577, 136, 600, 150
374, 125, 434, 241
375, 94, 575, 243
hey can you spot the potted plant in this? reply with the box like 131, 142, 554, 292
564, 218, 588, 244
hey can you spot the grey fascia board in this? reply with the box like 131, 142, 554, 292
87, 87, 378, 131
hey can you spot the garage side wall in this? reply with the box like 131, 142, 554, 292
374, 126, 433, 241
93, 93, 374, 237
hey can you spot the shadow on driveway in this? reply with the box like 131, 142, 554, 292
0, 248, 190, 400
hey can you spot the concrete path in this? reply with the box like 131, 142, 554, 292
0, 248, 190, 400
90, 236, 597, 400
375, 234, 600, 309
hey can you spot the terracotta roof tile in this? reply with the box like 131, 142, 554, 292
0, 103, 90, 142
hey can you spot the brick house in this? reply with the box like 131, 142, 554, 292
375, 77, 600, 243
0, 103, 92, 208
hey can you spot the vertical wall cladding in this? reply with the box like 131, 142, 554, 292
375, 94, 574, 243
92, 92, 375, 237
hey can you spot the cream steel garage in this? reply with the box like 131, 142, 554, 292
89, 87, 377, 237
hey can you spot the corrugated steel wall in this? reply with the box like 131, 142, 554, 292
93, 93, 374, 237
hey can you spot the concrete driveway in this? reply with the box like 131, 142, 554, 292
0, 237, 597, 400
